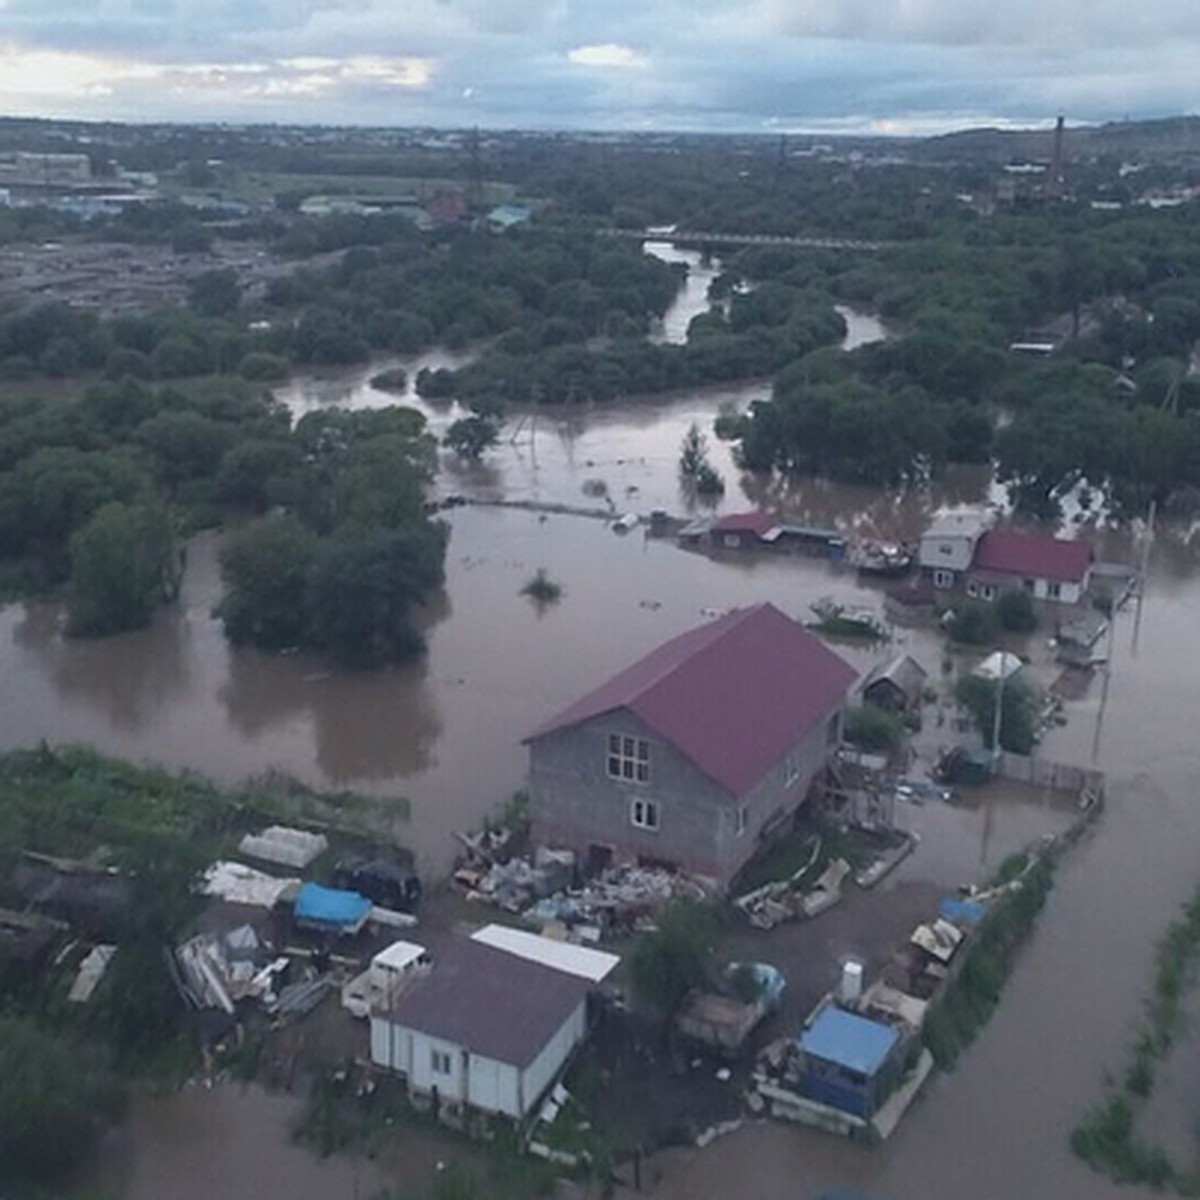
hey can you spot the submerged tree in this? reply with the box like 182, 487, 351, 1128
67, 502, 179, 637
520, 567, 563, 607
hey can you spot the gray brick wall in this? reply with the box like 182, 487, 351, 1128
527, 702, 843, 887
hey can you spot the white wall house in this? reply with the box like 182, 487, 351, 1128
369, 937, 598, 1121
965, 529, 1094, 607
918, 509, 994, 589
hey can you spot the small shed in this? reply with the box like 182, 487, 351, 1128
293, 883, 372, 937
370, 937, 594, 1120
862, 655, 928, 713
797, 1005, 903, 1119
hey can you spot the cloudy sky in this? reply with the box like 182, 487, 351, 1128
0, 0, 1194, 133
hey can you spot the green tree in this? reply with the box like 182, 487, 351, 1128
67, 502, 178, 636
136, 409, 230, 492
996, 589, 1038, 633
630, 900, 720, 1018
946, 601, 998, 646
444, 415, 500, 459
844, 704, 907, 753
305, 524, 447, 668
217, 515, 317, 650
679, 421, 709, 479
0, 1016, 121, 1186
955, 674, 1040, 754
188, 268, 242, 318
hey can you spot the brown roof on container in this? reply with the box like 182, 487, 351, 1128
385, 938, 591, 1068
712, 510, 779, 538
526, 603, 856, 796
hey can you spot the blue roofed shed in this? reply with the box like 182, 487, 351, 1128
797, 1006, 904, 1119
294, 882, 372, 936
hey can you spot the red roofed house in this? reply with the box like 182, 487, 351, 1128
966, 529, 1094, 606
710, 510, 780, 549
525, 603, 856, 887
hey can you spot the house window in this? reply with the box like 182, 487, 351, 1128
431, 1049, 453, 1076
784, 753, 800, 788
734, 804, 748, 837
630, 798, 659, 831
607, 734, 650, 784
934, 569, 954, 589
1047, 581, 1062, 600
966, 581, 979, 598
982, 585, 996, 601
1022, 578, 1036, 593
938, 544, 953, 556
723, 534, 740, 548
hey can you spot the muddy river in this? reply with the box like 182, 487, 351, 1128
6, 246, 1200, 1198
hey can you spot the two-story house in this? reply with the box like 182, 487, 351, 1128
917, 509, 995, 589
524, 603, 856, 888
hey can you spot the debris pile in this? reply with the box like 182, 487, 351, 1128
455, 844, 710, 941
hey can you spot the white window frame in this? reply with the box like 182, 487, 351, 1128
934, 569, 955, 589
630, 797, 660, 831
431, 1048, 453, 1076
1047, 581, 1062, 600
607, 733, 650, 784
734, 804, 748, 837
784, 753, 800, 788
966, 581, 980, 598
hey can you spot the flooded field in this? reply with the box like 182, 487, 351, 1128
5, 242, 1200, 1199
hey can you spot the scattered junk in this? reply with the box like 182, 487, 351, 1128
612, 513, 640, 534
293, 882, 373, 938
67, 944, 117, 1003
838, 959, 864, 1005
732, 846, 852, 931
200, 860, 299, 909
676, 961, 786, 1057
455, 837, 709, 943
846, 540, 915, 579
333, 856, 422, 913
237, 825, 329, 870
176, 931, 276, 1015
808, 598, 888, 640
910, 918, 964, 966
342, 940, 430, 1019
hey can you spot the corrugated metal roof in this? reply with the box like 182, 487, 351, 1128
973, 529, 1093, 584
713, 510, 779, 538
470, 924, 619, 983
526, 604, 857, 796
800, 1005, 899, 1076
385, 938, 592, 1068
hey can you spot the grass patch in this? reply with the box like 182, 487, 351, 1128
1071, 881, 1200, 1194
923, 853, 1056, 1068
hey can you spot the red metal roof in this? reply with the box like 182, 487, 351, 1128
527, 604, 856, 796
712, 510, 779, 538
972, 529, 1093, 584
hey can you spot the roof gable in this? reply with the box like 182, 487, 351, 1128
973, 529, 1093, 583
527, 604, 856, 795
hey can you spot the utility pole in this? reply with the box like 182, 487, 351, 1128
990, 654, 1007, 773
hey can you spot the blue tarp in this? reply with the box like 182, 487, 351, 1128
799, 1006, 899, 1077
939, 896, 987, 925
294, 882, 371, 930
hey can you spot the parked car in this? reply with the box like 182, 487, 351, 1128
333, 857, 421, 912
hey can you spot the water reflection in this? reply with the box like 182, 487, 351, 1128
11, 600, 194, 731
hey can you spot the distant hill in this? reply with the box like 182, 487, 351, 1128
916, 115, 1200, 164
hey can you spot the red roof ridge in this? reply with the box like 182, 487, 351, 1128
527, 602, 856, 795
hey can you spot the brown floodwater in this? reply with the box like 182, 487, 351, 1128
7, 246, 1200, 1199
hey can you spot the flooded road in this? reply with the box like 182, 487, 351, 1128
6, 240, 1200, 1199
